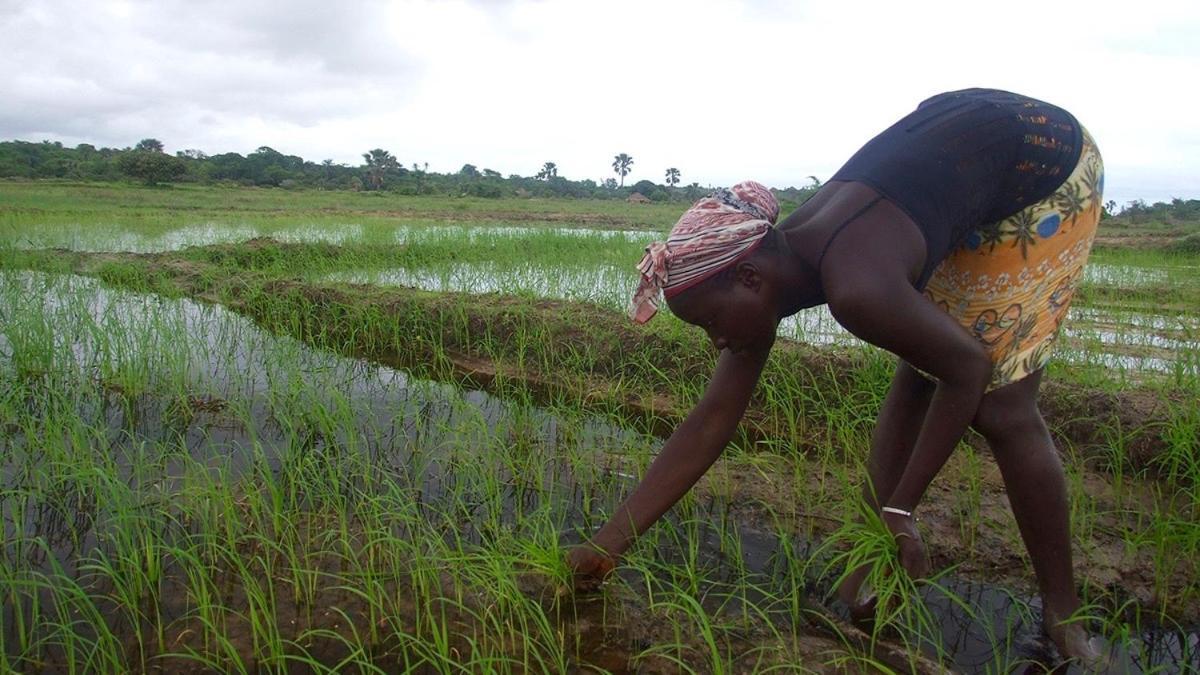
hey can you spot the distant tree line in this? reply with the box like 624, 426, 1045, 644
9, 137, 1193, 222
0, 138, 821, 205
1111, 197, 1200, 223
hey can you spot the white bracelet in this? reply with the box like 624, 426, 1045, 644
881, 506, 913, 518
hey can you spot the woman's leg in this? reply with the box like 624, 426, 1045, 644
863, 362, 937, 509
971, 369, 1101, 665
837, 361, 934, 607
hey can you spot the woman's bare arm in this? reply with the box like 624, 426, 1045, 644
584, 342, 772, 558
828, 272, 991, 513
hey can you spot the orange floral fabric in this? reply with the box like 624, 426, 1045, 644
924, 128, 1104, 391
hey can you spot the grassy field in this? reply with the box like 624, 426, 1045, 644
1, 181, 1198, 673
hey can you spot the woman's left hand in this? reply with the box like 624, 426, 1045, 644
566, 544, 617, 592
881, 510, 930, 579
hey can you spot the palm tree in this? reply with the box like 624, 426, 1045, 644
1080, 160, 1103, 214
612, 153, 634, 187
977, 218, 1005, 253
665, 167, 680, 186
536, 162, 558, 180
1053, 180, 1086, 226
362, 148, 400, 190
1007, 209, 1038, 260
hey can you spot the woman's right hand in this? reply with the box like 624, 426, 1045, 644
566, 545, 617, 592
881, 510, 930, 579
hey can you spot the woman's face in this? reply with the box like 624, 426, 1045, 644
666, 269, 779, 353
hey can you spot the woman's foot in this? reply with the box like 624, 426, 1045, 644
835, 566, 877, 626
846, 590, 878, 628
836, 565, 869, 605
1043, 608, 1108, 672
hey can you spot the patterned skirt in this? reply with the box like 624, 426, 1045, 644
924, 128, 1104, 391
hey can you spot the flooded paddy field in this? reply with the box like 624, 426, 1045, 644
1, 183, 1199, 673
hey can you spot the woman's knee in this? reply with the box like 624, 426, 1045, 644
971, 370, 1047, 439
972, 390, 1046, 445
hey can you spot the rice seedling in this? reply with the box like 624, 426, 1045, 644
1, 183, 1198, 672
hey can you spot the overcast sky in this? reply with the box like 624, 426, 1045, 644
3, 0, 1198, 206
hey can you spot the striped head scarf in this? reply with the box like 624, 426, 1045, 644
629, 180, 779, 324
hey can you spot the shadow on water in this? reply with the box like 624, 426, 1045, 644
1, 271, 1196, 673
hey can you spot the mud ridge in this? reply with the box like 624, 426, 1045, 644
9, 241, 1182, 477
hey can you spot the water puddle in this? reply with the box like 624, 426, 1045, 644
7, 222, 655, 253
1, 271, 1195, 673
1083, 262, 1200, 288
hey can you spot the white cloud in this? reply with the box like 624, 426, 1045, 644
1, 0, 1197, 202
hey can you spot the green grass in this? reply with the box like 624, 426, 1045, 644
0, 181, 680, 249
1, 181, 1198, 673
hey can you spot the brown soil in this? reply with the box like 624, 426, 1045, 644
266, 274, 1179, 480
1093, 234, 1187, 250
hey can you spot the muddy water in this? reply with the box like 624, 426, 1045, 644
1067, 306, 1200, 374
1, 271, 1196, 673
655, 517, 1200, 674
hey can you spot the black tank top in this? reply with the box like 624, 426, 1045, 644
830, 88, 1083, 286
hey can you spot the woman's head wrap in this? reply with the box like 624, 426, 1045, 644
629, 180, 779, 324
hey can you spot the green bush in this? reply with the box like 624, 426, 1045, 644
116, 151, 187, 186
